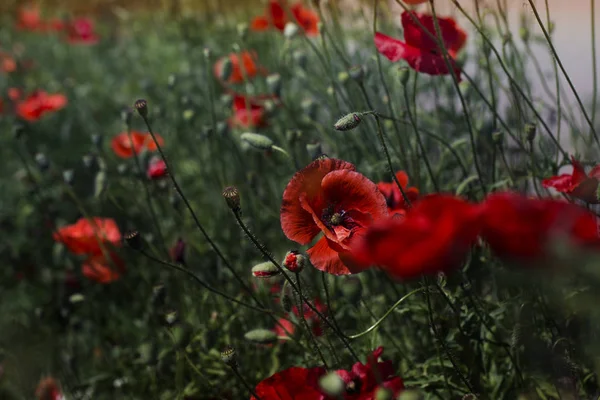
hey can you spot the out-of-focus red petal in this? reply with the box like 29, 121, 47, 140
291, 4, 320, 36
268, 0, 287, 31
82, 252, 125, 284
401, 11, 467, 54
252, 366, 327, 400
570, 156, 589, 185
542, 174, 573, 192
307, 236, 352, 275
375, 32, 410, 62
251, 16, 270, 31
280, 158, 355, 244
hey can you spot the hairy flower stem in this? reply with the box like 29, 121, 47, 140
295, 272, 330, 369
369, 113, 414, 207
527, 0, 600, 146
138, 113, 264, 308
230, 209, 360, 361
138, 249, 271, 314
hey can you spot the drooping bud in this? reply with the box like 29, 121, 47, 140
334, 113, 362, 131
283, 250, 306, 273
134, 99, 148, 118
525, 122, 536, 142
374, 387, 393, 400
319, 372, 345, 397
240, 132, 274, 151
221, 345, 238, 368
124, 230, 142, 250
267, 74, 282, 96
218, 58, 233, 81
284, 22, 299, 39
222, 186, 241, 212
251, 261, 281, 279
244, 328, 278, 345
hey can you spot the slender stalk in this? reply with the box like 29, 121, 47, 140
296, 273, 329, 369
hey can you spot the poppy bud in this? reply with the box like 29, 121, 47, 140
203, 47, 211, 58
334, 113, 362, 131
121, 107, 133, 125
251, 261, 281, 278
240, 132, 274, 151
327, 86, 335, 97
525, 122, 536, 142
267, 74, 282, 96
293, 50, 307, 70
319, 372, 344, 397
62, 169, 74, 185
284, 22, 299, 39
340, 276, 362, 305
124, 230, 142, 250
134, 99, 148, 118
221, 345, 237, 368
117, 163, 128, 175
398, 390, 425, 400
237, 23, 249, 40
222, 186, 241, 212
35, 153, 49, 171
182, 109, 194, 121
218, 58, 233, 81
374, 387, 393, 400
171, 238, 186, 264
306, 143, 322, 160
283, 250, 306, 273
348, 65, 365, 82
244, 328, 278, 345
398, 67, 410, 85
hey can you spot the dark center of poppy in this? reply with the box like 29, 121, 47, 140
330, 212, 343, 226
345, 378, 361, 394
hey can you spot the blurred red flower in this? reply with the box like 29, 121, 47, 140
542, 156, 600, 204
0, 52, 17, 73
15, 90, 67, 121
376, 171, 419, 217
147, 157, 167, 179
111, 131, 165, 159
481, 192, 600, 263
252, 366, 327, 399
352, 194, 482, 280
273, 297, 327, 339
65, 18, 99, 44
213, 51, 266, 84
230, 94, 269, 128
280, 158, 388, 275
375, 11, 466, 78
35, 377, 65, 400
251, 1, 319, 36
82, 251, 126, 284
16, 5, 43, 31
53, 217, 122, 256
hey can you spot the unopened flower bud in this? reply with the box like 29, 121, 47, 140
334, 113, 362, 131
124, 230, 142, 250
237, 23, 249, 40
240, 132, 274, 151
319, 372, 345, 397
244, 328, 278, 344
267, 74, 282, 96
203, 47, 211, 58
163, 309, 178, 326
525, 122, 536, 142
216, 121, 229, 136
284, 22, 299, 39
283, 250, 306, 273
251, 261, 281, 279
375, 387, 393, 400
263, 100, 277, 117
222, 186, 241, 212
35, 153, 49, 171
398, 67, 410, 85
134, 99, 148, 118
348, 65, 365, 81
219, 58, 233, 81
221, 345, 237, 368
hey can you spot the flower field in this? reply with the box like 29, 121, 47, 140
2, 1, 600, 399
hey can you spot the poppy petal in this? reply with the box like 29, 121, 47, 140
307, 236, 352, 275
251, 16, 270, 31
401, 11, 467, 54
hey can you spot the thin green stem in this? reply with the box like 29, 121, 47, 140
296, 272, 329, 369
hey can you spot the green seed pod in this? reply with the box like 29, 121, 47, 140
240, 132, 274, 151
222, 186, 241, 212
318, 372, 344, 397
251, 261, 281, 279
244, 329, 278, 345
334, 113, 362, 131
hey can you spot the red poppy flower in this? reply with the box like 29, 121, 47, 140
111, 131, 165, 159
213, 51, 266, 84
542, 156, 600, 204
0, 52, 17, 73
230, 94, 269, 128
35, 377, 65, 400
252, 366, 327, 399
82, 251, 125, 284
17, 5, 43, 31
8, 87, 22, 102
273, 297, 327, 338
351, 194, 483, 280
66, 18, 99, 44
15, 90, 67, 121
374, 11, 466, 79
147, 157, 167, 179
280, 158, 388, 275
376, 171, 419, 216
251, 1, 319, 36
481, 192, 600, 263
333, 347, 404, 399
53, 217, 122, 256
